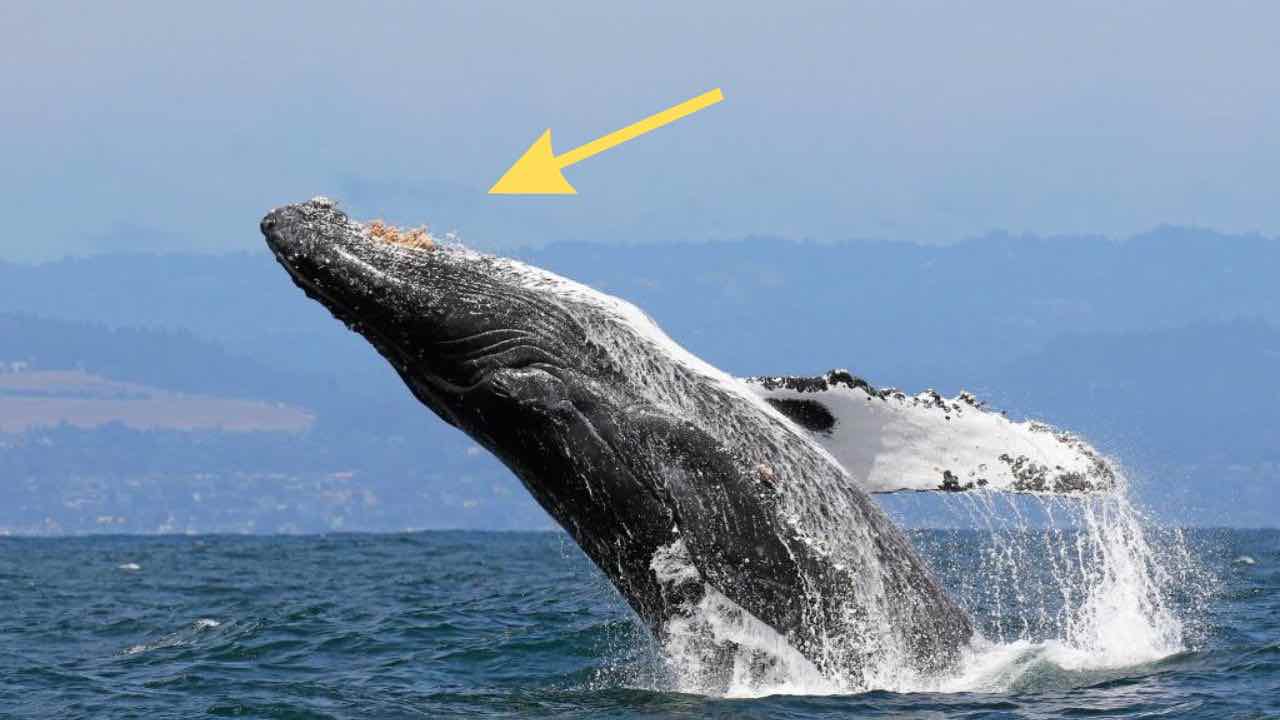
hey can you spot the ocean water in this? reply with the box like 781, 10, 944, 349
0, 525, 1275, 719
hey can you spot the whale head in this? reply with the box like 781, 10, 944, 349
261, 198, 693, 622
261, 197, 602, 430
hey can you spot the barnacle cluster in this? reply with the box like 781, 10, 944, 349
366, 219, 435, 250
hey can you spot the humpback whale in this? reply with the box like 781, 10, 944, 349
261, 198, 1115, 688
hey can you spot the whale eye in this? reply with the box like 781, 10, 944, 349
766, 398, 836, 434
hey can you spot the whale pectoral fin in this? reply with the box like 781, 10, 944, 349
745, 371, 1117, 495
629, 412, 809, 636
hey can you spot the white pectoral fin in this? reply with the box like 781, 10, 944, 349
744, 370, 1117, 495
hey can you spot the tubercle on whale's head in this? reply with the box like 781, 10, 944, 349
260, 197, 586, 430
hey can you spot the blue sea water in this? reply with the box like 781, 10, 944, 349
0, 528, 1276, 719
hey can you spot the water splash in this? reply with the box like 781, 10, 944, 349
953, 482, 1207, 669
907, 476, 1215, 694
641, 467, 1214, 697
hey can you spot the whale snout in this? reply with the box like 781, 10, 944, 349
259, 197, 481, 357
259, 210, 294, 247
259, 210, 289, 256
259, 198, 339, 263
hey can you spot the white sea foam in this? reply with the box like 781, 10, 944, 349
123, 618, 224, 656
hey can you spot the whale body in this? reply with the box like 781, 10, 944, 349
261, 198, 1113, 688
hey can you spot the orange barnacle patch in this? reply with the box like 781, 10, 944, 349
365, 219, 435, 251
399, 227, 435, 250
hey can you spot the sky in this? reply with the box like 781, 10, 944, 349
3, 1, 1279, 261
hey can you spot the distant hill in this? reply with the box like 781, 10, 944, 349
0, 313, 314, 405
0, 369, 311, 433
981, 319, 1280, 466
1, 227, 1277, 531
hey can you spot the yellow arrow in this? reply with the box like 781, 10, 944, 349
488, 88, 725, 195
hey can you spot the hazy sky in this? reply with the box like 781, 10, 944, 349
3, 1, 1278, 260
